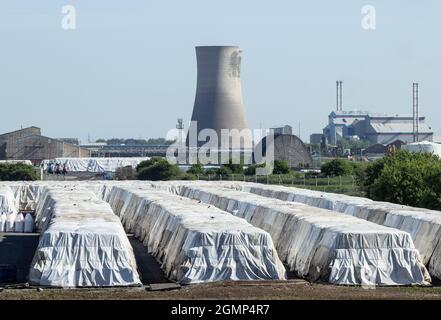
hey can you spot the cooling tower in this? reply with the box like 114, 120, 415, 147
187, 46, 252, 149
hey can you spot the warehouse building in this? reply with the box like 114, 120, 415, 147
0, 127, 90, 164
323, 110, 433, 145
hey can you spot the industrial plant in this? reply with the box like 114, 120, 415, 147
1, 45, 441, 303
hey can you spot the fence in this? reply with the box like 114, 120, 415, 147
195, 174, 364, 196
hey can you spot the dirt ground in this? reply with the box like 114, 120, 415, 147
1, 280, 441, 300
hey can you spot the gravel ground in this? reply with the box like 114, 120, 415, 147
1, 280, 441, 300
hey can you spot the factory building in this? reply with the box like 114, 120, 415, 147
0, 127, 90, 164
323, 110, 433, 145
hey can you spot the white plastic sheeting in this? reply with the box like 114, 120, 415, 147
0, 160, 33, 165
42, 157, 151, 173
168, 183, 430, 285
29, 186, 141, 287
402, 141, 441, 158
103, 185, 287, 284
0, 186, 18, 213
224, 182, 441, 280
24, 213, 34, 233
0, 212, 6, 231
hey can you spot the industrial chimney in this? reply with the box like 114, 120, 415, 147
187, 46, 252, 150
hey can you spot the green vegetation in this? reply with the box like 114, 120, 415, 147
0, 163, 38, 181
355, 150, 441, 210
187, 163, 204, 175
272, 160, 291, 174
136, 157, 181, 181
135, 157, 195, 181
320, 158, 354, 177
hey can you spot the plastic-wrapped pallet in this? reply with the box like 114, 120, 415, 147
221, 182, 441, 280
173, 184, 431, 285
104, 186, 287, 284
29, 186, 141, 287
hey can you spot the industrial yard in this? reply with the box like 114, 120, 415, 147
1, 180, 441, 300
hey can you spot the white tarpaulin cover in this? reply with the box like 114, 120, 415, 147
42, 157, 151, 173
162, 182, 430, 285
222, 182, 441, 280
29, 186, 141, 287
102, 185, 287, 284
0, 186, 18, 213
0, 160, 33, 166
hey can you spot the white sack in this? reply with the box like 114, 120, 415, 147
6, 212, 16, 232
24, 213, 34, 233
14, 213, 24, 233
0, 212, 6, 232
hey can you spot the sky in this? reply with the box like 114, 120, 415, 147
0, 1, 439, 143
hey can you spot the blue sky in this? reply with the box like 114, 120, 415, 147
0, 1, 439, 143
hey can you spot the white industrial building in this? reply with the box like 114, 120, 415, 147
323, 110, 433, 145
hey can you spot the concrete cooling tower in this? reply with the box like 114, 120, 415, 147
187, 46, 252, 150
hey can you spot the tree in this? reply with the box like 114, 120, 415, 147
244, 163, 265, 175
320, 159, 353, 177
187, 163, 204, 175
219, 159, 243, 175
356, 150, 441, 210
272, 160, 291, 174
136, 157, 163, 172
136, 157, 182, 181
0, 163, 38, 181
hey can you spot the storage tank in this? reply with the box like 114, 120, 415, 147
402, 141, 441, 158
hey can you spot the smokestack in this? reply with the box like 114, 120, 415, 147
336, 81, 343, 111
187, 46, 252, 149
339, 81, 343, 111
413, 83, 419, 142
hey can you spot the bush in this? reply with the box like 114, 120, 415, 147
187, 163, 204, 175
0, 163, 38, 181
136, 157, 163, 172
205, 168, 218, 175
244, 164, 265, 175
321, 159, 353, 177
220, 159, 243, 175
136, 158, 182, 181
356, 150, 441, 210
216, 166, 233, 176
272, 160, 291, 174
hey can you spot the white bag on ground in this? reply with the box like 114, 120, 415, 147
24, 213, 34, 233
0, 213, 6, 232
14, 213, 24, 233
6, 212, 16, 232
